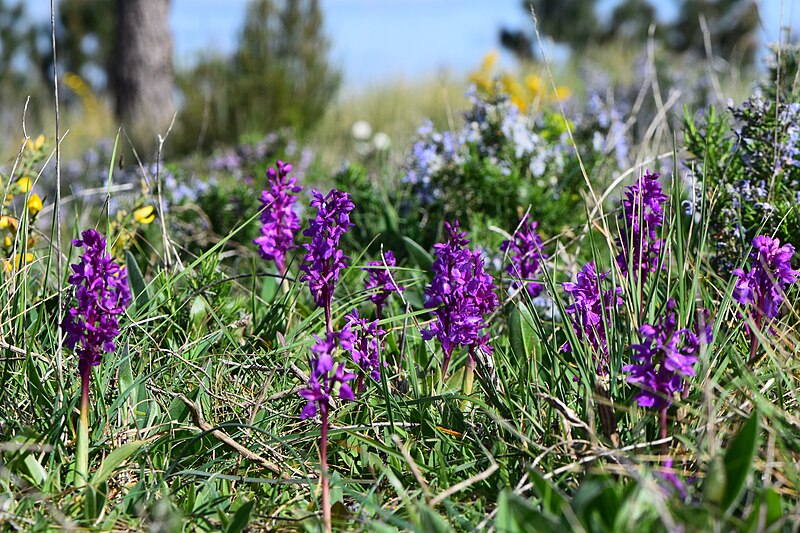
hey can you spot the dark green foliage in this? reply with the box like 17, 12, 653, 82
173, 0, 340, 154
669, 0, 759, 68
40, 0, 115, 92
683, 87, 800, 269
761, 42, 800, 103
0, 1, 48, 136
524, 0, 600, 51
505, 0, 759, 70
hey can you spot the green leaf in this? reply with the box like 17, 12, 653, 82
508, 305, 534, 361
23, 453, 47, 486
402, 236, 433, 270
126, 250, 149, 310
722, 412, 759, 514
528, 468, 568, 516
745, 488, 783, 532
118, 340, 136, 408
496, 490, 552, 533
190, 296, 209, 330
703, 455, 726, 506
418, 506, 453, 533
225, 500, 255, 533
90, 441, 147, 486
84, 482, 107, 523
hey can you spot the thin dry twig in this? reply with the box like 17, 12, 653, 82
430, 460, 498, 507
49, 0, 65, 411
391, 434, 431, 502
175, 393, 286, 478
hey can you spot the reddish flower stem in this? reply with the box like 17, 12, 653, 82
320, 408, 331, 533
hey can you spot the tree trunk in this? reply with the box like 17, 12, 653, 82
112, 0, 174, 146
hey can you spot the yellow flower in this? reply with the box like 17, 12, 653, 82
480, 50, 499, 73
133, 205, 155, 225
3, 235, 11, 249
554, 86, 572, 101
16, 177, 32, 193
2, 253, 34, 272
25, 135, 45, 152
0, 216, 17, 230
501, 73, 526, 111
28, 193, 43, 216
525, 74, 543, 96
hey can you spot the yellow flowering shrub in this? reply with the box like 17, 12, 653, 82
0, 135, 47, 275
468, 50, 572, 113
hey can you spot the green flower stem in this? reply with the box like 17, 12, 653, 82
76, 368, 90, 488
462, 353, 475, 397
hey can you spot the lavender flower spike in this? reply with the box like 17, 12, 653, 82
733, 235, 798, 322
616, 170, 668, 282
345, 309, 386, 393
422, 221, 499, 379
297, 330, 355, 533
299, 189, 355, 325
254, 160, 303, 273
501, 215, 547, 298
622, 299, 710, 411
561, 261, 622, 372
298, 331, 356, 419
363, 250, 404, 317
61, 229, 131, 488
62, 229, 132, 377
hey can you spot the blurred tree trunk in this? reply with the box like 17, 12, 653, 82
112, 0, 175, 146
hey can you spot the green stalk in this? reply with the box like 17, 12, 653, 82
460, 352, 475, 410
76, 367, 90, 488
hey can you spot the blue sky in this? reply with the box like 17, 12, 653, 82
24, 0, 800, 87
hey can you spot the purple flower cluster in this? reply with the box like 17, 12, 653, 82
363, 250, 404, 316
299, 331, 356, 419
345, 309, 386, 392
616, 170, 668, 281
422, 222, 499, 376
500, 215, 547, 298
623, 300, 710, 410
62, 229, 132, 376
299, 189, 355, 309
561, 262, 622, 370
253, 160, 302, 273
733, 235, 798, 323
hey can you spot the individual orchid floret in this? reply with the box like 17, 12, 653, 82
422, 221, 499, 378
500, 215, 547, 298
253, 160, 303, 273
363, 250, 404, 317
616, 170, 668, 282
561, 261, 622, 372
733, 235, 797, 322
345, 309, 386, 393
299, 331, 356, 420
299, 189, 355, 320
62, 229, 132, 377
622, 299, 710, 411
